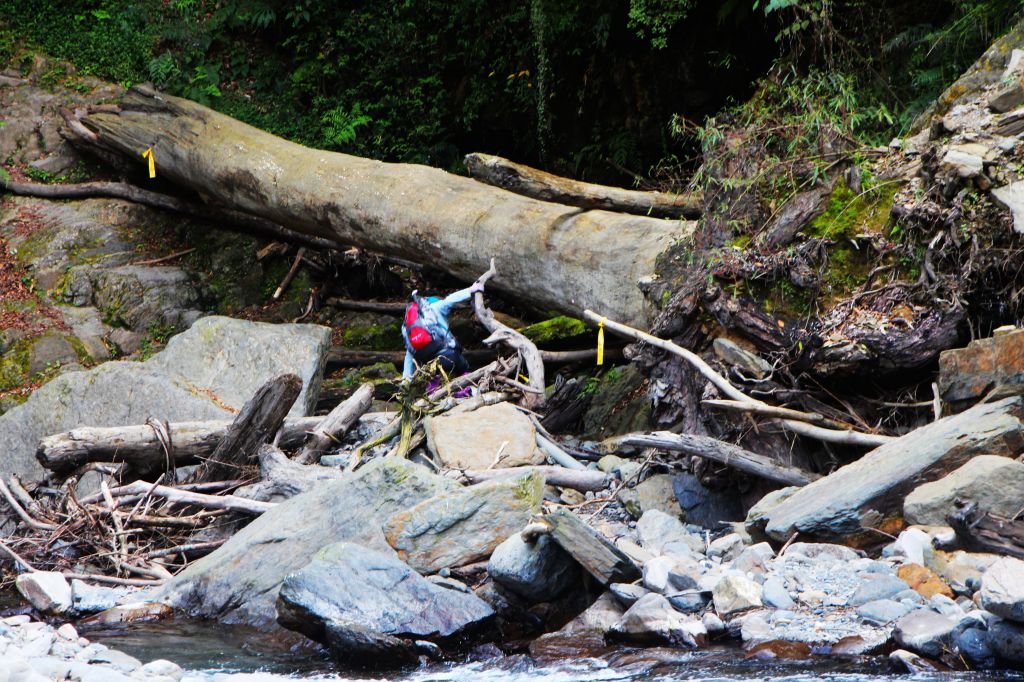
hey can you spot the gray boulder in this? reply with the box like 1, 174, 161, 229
673, 471, 744, 528
952, 625, 996, 669
635, 509, 704, 557
980, 557, 1024, 622
893, 609, 958, 658
761, 577, 795, 610
152, 458, 457, 629
856, 599, 916, 625
607, 593, 705, 647
847, 573, 911, 606
765, 397, 1024, 541
609, 583, 650, 608
0, 316, 331, 491
15, 572, 72, 614
989, 619, 1024, 665
904, 456, 1024, 525
277, 542, 494, 666
147, 315, 330, 417
712, 574, 763, 617
0, 362, 230, 488
487, 533, 580, 602
384, 472, 543, 574
619, 474, 679, 519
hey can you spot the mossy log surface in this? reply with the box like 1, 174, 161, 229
71, 86, 690, 327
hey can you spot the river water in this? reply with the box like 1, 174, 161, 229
90, 620, 1024, 682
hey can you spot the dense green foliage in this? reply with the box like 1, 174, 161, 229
0, 0, 1021, 183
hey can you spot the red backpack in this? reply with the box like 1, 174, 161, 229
403, 293, 449, 364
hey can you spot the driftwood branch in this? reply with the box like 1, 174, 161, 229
238, 445, 344, 502
464, 152, 702, 219
0, 176, 346, 252
583, 309, 893, 448
449, 466, 611, 491
94, 480, 274, 516
185, 373, 302, 483
294, 383, 374, 464
36, 414, 395, 476
620, 432, 819, 487
473, 260, 545, 408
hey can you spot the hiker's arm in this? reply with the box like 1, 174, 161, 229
435, 283, 482, 317
402, 351, 416, 379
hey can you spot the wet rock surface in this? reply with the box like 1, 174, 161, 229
276, 542, 495, 665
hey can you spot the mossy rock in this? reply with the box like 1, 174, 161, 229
324, 361, 401, 401
808, 178, 899, 240
0, 338, 33, 393
519, 316, 590, 345
336, 312, 404, 352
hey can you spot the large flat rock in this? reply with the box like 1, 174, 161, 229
151, 458, 458, 629
0, 316, 331, 494
764, 397, 1024, 542
938, 328, 1024, 409
0, 362, 231, 487
277, 542, 494, 666
384, 471, 543, 574
147, 315, 330, 417
904, 455, 1024, 525
423, 401, 542, 469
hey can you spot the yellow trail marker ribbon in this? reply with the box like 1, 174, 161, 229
597, 317, 606, 366
142, 147, 156, 179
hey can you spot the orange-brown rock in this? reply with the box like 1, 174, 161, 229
898, 563, 954, 599
938, 327, 1024, 411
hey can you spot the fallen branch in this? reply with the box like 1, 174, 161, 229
294, 383, 374, 464
702, 399, 854, 431
0, 478, 56, 531
93, 481, 274, 516
536, 433, 586, 471
464, 152, 702, 219
449, 466, 611, 491
583, 309, 893, 448
272, 247, 307, 300
1, 175, 345, 252
619, 432, 819, 487
473, 260, 545, 408
326, 347, 616, 369
144, 540, 225, 561
185, 373, 303, 483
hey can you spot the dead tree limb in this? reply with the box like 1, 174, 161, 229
237, 445, 345, 502
185, 373, 303, 483
0, 176, 345, 252
449, 466, 611, 491
326, 347, 617, 369
94, 480, 274, 515
619, 432, 819, 487
294, 383, 374, 464
36, 414, 396, 476
464, 152, 702, 219
473, 260, 545, 408
583, 309, 893, 448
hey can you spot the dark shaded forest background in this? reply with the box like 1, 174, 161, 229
0, 1, 1021, 186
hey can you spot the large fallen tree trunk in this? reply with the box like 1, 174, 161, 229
67, 86, 686, 327
464, 153, 702, 219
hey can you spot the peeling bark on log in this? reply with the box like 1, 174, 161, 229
35, 415, 398, 475
185, 374, 303, 483
948, 502, 1024, 560
69, 86, 686, 327
464, 152, 702, 219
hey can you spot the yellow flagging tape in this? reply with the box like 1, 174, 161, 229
597, 317, 606, 366
142, 147, 156, 178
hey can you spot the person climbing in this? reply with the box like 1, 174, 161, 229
401, 281, 484, 380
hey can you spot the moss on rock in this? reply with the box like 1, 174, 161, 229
519, 316, 589, 344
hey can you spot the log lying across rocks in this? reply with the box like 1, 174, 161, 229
67, 86, 686, 328
37, 413, 396, 476
620, 432, 818, 487
295, 383, 374, 464
449, 466, 611, 492
464, 152, 702, 219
